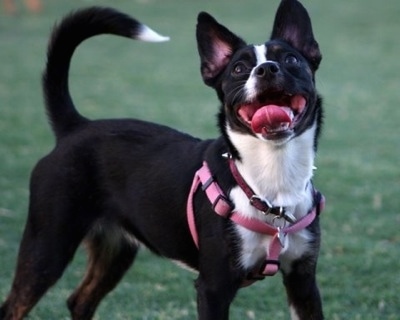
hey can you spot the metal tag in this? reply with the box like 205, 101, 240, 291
277, 227, 286, 248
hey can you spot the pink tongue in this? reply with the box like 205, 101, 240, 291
251, 105, 292, 134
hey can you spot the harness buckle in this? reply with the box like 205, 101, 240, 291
212, 194, 233, 218
250, 195, 273, 214
201, 176, 214, 191
259, 259, 280, 276
245, 259, 281, 281
250, 195, 296, 224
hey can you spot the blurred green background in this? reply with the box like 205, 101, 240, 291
0, 0, 399, 319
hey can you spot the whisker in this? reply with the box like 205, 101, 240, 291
226, 81, 248, 106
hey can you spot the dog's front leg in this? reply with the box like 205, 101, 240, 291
195, 275, 239, 320
282, 257, 324, 320
194, 233, 242, 320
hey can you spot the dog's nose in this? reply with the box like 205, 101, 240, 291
255, 62, 280, 78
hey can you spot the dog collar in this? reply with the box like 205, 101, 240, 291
186, 160, 324, 282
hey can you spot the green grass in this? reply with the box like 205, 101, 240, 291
1, 0, 399, 319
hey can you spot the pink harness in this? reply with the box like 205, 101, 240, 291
187, 160, 325, 281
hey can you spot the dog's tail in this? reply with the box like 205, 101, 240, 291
43, 7, 169, 139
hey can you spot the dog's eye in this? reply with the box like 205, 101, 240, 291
285, 54, 299, 65
232, 63, 245, 75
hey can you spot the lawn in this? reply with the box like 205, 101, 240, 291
0, 0, 399, 319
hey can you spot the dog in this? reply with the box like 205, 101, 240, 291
0, 0, 325, 319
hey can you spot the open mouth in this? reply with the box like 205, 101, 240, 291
237, 93, 307, 139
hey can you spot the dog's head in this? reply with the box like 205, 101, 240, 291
197, 0, 322, 145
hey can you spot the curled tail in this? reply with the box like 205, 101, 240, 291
43, 6, 169, 139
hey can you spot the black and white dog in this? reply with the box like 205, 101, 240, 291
0, 0, 325, 319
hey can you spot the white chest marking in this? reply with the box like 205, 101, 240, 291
227, 124, 317, 272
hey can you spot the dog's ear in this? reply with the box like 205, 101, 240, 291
196, 12, 246, 87
270, 0, 322, 70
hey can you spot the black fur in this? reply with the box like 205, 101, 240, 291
1, 1, 324, 319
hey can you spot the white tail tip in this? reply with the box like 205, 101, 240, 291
137, 24, 170, 42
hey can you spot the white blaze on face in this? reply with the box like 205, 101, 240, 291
244, 44, 269, 100
254, 44, 267, 65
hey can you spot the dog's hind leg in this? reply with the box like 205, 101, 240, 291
0, 159, 103, 320
0, 207, 91, 320
67, 224, 138, 320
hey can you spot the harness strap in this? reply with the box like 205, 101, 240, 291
228, 156, 297, 223
230, 204, 319, 276
187, 162, 233, 247
187, 161, 324, 280
187, 175, 200, 247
